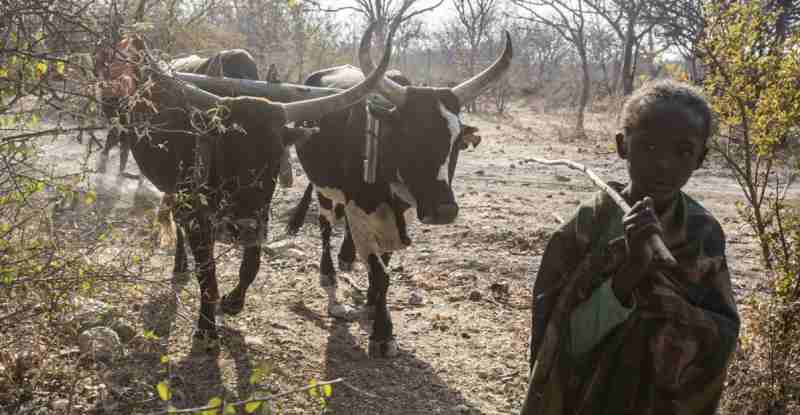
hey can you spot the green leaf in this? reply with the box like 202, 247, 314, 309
156, 381, 171, 401
0, 68, 7, 78
143, 329, 160, 340
223, 404, 237, 415
244, 401, 262, 413
322, 383, 332, 397
55, 61, 65, 75
35, 62, 47, 76
160, 355, 170, 364
200, 397, 222, 415
27, 114, 40, 128
249, 361, 272, 385
84, 191, 96, 206
308, 379, 318, 398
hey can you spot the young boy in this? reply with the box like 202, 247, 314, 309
521, 80, 740, 414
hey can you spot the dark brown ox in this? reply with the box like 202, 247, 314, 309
95, 31, 393, 344
94, 46, 269, 178
287, 27, 512, 357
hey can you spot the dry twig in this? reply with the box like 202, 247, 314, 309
529, 157, 677, 264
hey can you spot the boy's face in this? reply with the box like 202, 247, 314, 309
616, 102, 708, 206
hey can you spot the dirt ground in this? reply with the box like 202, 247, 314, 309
32, 99, 767, 414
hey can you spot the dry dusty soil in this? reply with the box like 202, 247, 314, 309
33, 101, 769, 414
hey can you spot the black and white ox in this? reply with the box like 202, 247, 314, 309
95, 32, 393, 344
290, 28, 512, 357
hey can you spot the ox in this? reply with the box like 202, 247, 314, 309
95, 28, 394, 345
95, 47, 292, 186
289, 28, 512, 357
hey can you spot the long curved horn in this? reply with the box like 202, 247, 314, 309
281, 20, 396, 123
145, 64, 224, 111
452, 31, 513, 107
359, 22, 407, 108
174, 72, 346, 102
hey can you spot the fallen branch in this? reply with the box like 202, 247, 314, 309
154, 378, 344, 414
529, 157, 677, 265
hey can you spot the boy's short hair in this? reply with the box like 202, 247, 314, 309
620, 79, 714, 142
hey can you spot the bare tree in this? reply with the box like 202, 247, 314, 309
307, 0, 444, 50
584, 0, 657, 96
643, 0, 706, 83
452, 0, 497, 111
511, 0, 591, 137
394, 18, 425, 74
586, 21, 619, 98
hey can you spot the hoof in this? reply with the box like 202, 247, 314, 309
319, 273, 336, 288
329, 303, 357, 320
368, 338, 399, 358
220, 293, 245, 316
192, 328, 220, 353
338, 260, 353, 272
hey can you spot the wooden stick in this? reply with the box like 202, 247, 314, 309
530, 157, 677, 265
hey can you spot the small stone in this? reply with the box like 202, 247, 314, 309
475, 170, 485, 176
286, 248, 306, 258
409, 290, 425, 305
555, 174, 571, 182
468, 290, 482, 301
244, 335, 264, 346
52, 399, 70, 411
78, 326, 123, 362
490, 281, 510, 297
509, 163, 515, 169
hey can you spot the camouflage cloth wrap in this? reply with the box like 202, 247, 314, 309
521, 182, 740, 415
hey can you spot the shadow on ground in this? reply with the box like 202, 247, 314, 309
290, 302, 471, 414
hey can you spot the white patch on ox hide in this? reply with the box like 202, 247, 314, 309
436, 103, 461, 183
315, 185, 346, 225
345, 200, 408, 263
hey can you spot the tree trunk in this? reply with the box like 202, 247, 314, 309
620, 16, 637, 95
577, 46, 590, 138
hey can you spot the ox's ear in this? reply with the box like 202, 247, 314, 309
282, 125, 319, 147
458, 125, 481, 149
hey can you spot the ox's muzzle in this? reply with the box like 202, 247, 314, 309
417, 182, 459, 225
420, 203, 459, 225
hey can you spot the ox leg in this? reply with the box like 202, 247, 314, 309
118, 133, 130, 175
366, 254, 398, 358
221, 246, 260, 315
337, 216, 356, 272
319, 210, 354, 319
173, 223, 188, 276
187, 218, 220, 346
97, 129, 118, 173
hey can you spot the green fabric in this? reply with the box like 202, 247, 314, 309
521, 183, 740, 415
568, 278, 634, 358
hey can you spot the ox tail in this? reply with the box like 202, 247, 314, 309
286, 183, 314, 235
